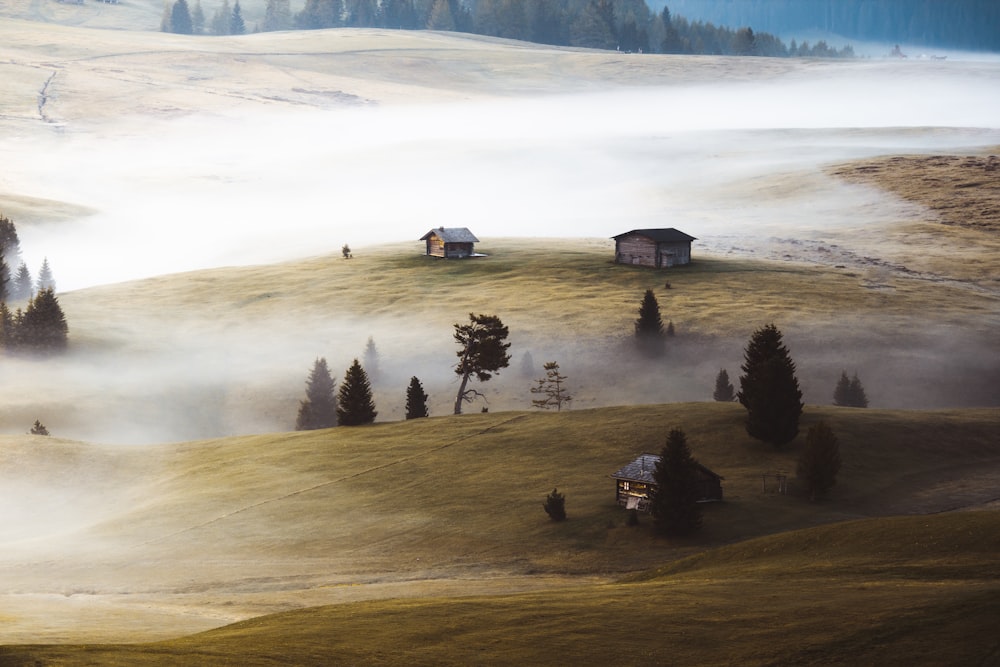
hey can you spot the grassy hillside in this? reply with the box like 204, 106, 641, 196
3, 511, 997, 665
1, 403, 998, 644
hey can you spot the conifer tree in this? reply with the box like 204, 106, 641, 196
363, 336, 379, 381
0, 252, 8, 304
30, 420, 49, 436
530, 361, 572, 411
171, 0, 194, 33
635, 288, 665, 357
211, 0, 232, 34
713, 368, 735, 402
295, 357, 337, 430
738, 324, 803, 447
427, 0, 455, 29
405, 376, 429, 419
35, 257, 55, 293
0, 302, 13, 349
19, 288, 68, 353
0, 215, 22, 269
834, 371, 869, 408
230, 0, 246, 34
453, 313, 510, 414
191, 0, 206, 32
797, 421, 841, 501
650, 428, 703, 536
337, 359, 377, 425
263, 0, 291, 30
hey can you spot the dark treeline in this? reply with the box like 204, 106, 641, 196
662, 0, 1000, 51
166, 0, 854, 57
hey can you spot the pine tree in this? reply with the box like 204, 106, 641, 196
427, 0, 455, 29
713, 368, 735, 402
30, 420, 49, 436
35, 257, 55, 292
797, 421, 841, 501
191, 0, 206, 32
11, 262, 32, 301
18, 288, 68, 354
0, 302, 13, 349
405, 376, 429, 419
0, 215, 22, 269
0, 252, 8, 303
295, 357, 337, 430
211, 0, 231, 34
262, 0, 291, 30
635, 288, 665, 357
171, 0, 194, 33
543, 487, 567, 521
363, 336, 379, 380
337, 359, 377, 425
230, 0, 246, 34
530, 361, 572, 411
738, 324, 803, 447
848, 374, 869, 408
453, 313, 511, 414
833, 371, 869, 407
649, 428, 703, 536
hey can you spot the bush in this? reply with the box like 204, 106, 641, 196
543, 488, 567, 521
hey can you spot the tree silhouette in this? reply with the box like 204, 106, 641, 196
738, 324, 803, 447
833, 371, 869, 408
363, 336, 379, 381
797, 421, 841, 501
35, 257, 55, 292
713, 368, 735, 402
12, 262, 33, 301
452, 313, 511, 414
337, 359, 377, 425
530, 361, 572, 411
650, 428, 703, 536
171, 0, 194, 33
635, 288, 665, 357
295, 357, 337, 430
230, 0, 246, 34
30, 420, 49, 436
543, 488, 567, 521
405, 376, 429, 419
18, 288, 68, 354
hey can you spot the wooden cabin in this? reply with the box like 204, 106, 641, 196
611, 453, 723, 511
612, 228, 696, 268
420, 227, 480, 258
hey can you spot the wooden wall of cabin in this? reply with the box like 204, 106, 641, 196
615, 236, 657, 266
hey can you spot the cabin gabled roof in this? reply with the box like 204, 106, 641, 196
612, 228, 697, 243
420, 227, 480, 243
611, 453, 723, 483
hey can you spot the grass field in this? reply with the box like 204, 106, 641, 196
0, 10, 998, 663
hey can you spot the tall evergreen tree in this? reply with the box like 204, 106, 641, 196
263, 0, 291, 30
295, 357, 338, 430
834, 371, 869, 408
337, 359, 377, 425
0, 215, 22, 269
713, 368, 735, 402
453, 313, 511, 414
797, 421, 841, 501
171, 0, 194, 33
0, 302, 13, 349
635, 288, 665, 357
738, 324, 803, 447
230, 0, 246, 34
363, 335, 380, 381
35, 257, 55, 292
0, 252, 9, 304
296, 0, 340, 28
191, 0, 206, 33
649, 428, 703, 536
427, 0, 455, 30
405, 376, 429, 419
18, 288, 68, 353
211, 0, 232, 34
12, 262, 33, 301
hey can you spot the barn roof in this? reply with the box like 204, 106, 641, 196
611, 454, 723, 483
420, 227, 480, 243
612, 228, 697, 243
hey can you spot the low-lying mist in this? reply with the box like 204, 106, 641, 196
0, 56, 998, 444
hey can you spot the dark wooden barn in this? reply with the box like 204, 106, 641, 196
611, 453, 723, 511
420, 227, 480, 258
612, 228, 696, 268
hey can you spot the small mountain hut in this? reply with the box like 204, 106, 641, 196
611, 453, 723, 511
612, 228, 696, 268
420, 227, 480, 258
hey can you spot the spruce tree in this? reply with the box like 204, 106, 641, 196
797, 421, 841, 501
19, 288, 68, 353
295, 357, 337, 430
30, 420, 49, 436
405, 376, 429, 419
650, 428, 703, 537
848, 374, 869, 408
0, 215, 22, 269
634, 288, 665, 357
263, 0, 291, 30
211, 0, 232, 34
35, 257, 55, 292
833, 371, 869, 408
530, 361, 572, 411
171, 0, 194, 33
713, 368, 735, 402
0, 302, 13, 349
738, 324, 803, 447
191, 0, 206, 32
363, 335, 379, 381
12, 262, 33, 301
230, 0, 246, 34
337, 359, 377, 425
